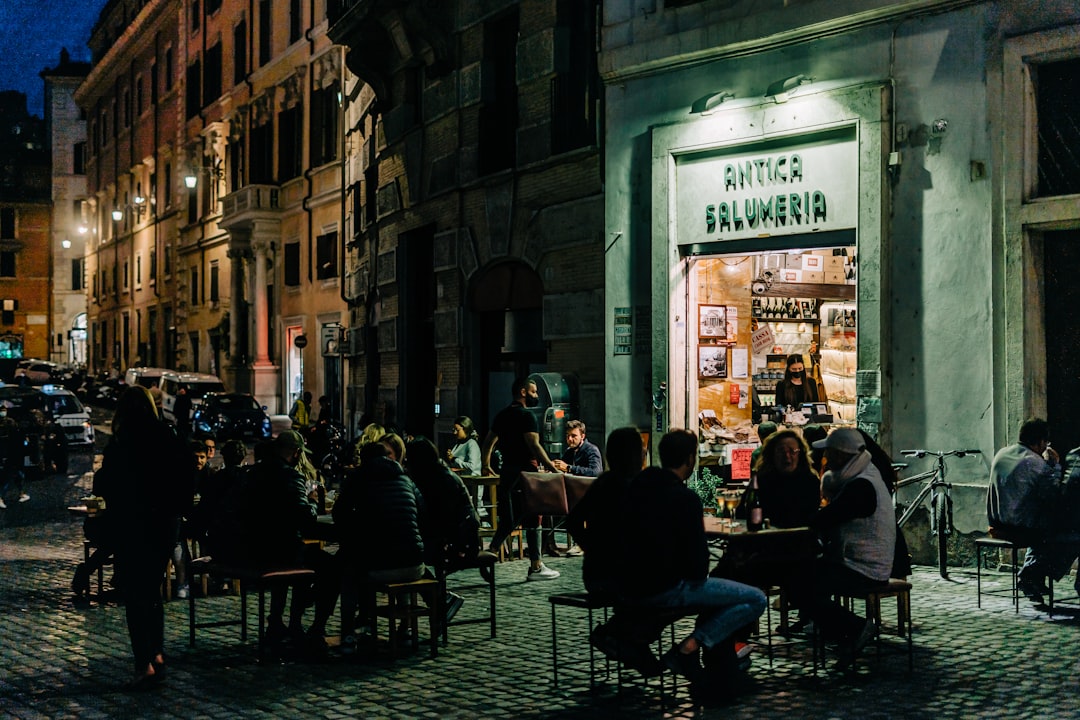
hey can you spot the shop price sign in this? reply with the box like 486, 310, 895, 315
751, 324, 775, 356
675, 127, 858, 244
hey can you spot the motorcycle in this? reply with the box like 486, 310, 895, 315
304, 419, 351, 487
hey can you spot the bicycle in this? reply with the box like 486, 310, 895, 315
895, 448, 982, 579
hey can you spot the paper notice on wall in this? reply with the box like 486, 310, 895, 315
751, 324, 775, 356
731, 348, 748, 378
731, 447, 754, 481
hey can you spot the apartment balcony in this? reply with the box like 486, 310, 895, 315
219, 185, 282, 232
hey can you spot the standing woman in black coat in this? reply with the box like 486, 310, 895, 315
95, 386, 191, 687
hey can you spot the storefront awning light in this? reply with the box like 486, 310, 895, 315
689, 91, 734, 115
765, 75, 812, 103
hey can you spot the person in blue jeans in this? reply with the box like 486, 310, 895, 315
610, 428, 766, 706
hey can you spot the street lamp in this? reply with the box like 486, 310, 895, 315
184, 162, 224, 188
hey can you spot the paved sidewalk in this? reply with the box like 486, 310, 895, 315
2, 510, 1080, 719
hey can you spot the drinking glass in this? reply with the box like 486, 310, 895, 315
724, 492, 740, 529
714, 493, 728, 529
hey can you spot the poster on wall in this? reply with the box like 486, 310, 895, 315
723, 306, 738, 344
698, 305, 727, 338
699, 345, 728, 378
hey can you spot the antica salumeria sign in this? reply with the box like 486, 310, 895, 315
675, 128, 858, 243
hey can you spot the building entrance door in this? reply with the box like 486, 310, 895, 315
1044, 230, 1080, 451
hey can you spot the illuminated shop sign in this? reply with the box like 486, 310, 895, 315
675, 127, 858, 242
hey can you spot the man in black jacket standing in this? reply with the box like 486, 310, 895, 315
482, 377, 561, 581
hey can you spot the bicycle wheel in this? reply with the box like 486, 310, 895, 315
933, 490, 950, 578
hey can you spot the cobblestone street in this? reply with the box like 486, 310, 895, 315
2, 461, 1080, 718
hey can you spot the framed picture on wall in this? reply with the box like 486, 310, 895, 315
699, 304, 727, 338
699, 345, 728, 379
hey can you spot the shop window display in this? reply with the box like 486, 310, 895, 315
690, 248, 857, 463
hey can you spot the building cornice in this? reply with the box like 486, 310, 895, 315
600, 0, 983, 82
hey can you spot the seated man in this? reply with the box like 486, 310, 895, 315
611, 429, 767, 705
549, 420, 603, 556
245, 430, 339, 650
986, 418, 1075, 604
790, 427, 895, 670
333, 442, 427, 654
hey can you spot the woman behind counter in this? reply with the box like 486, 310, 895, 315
774, 354, 818, 409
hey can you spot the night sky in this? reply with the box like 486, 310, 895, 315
0, 0, 109, 117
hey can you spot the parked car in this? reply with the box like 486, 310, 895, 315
0, 385, 69, 476
14, 359, 61, 385
191, 392, 272, 441
40, 384, 94, 448
160, 371, 226, 425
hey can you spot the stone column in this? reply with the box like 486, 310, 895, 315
226, 247, 247, 363
252, 237, 271, 366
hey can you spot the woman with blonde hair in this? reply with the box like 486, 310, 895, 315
352, 423, 386, 465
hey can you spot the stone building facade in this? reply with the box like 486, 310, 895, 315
599, 0, 1080, 559
41, 50, 91, 366
77, 0, 352, 415
328, 0, 606, 443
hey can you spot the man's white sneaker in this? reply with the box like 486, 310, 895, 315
0, 498, 6, 509
18, 493, 29, 503
527, 563, 560, 581
176, 585, 190, 599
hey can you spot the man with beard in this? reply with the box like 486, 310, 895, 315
482, 377, 561, 581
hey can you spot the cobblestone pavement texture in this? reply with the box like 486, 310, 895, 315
2, 449, 1080, 718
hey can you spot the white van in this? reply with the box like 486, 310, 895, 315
125, 366, 170, 390
161, 371, 226, 425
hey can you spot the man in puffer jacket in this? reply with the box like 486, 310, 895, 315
333, 442, 427, 652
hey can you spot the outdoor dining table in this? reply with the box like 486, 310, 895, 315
703, 518, 818, 589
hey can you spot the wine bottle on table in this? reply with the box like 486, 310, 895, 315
746, 475, 764, 532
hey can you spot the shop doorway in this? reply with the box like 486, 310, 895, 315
1044, 230, 1080, 450
685, 247, 856, 464
469, 261, 546, 431
286, 325, 304, 408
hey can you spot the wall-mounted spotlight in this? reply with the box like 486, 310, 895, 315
689, 90, 735, 115
765, 74, 813, 103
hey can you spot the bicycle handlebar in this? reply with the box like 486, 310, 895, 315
900, 449, 982, 458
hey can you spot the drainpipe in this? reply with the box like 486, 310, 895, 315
338, 44, 348, 428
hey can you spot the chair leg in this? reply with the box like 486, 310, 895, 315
976, 543, 983, 608
188, 579, 197, 646
550, 602, 559, 688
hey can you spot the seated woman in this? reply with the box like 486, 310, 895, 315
405, 437, 482, 623
712, 430, 820, 627
753, 429, 821, 529
404, 437, 480, 571
333, 442, 426, 653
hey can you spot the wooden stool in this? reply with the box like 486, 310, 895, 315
976, 536, 1021, 612
839, 579, 913, 671
186, 561, 316, 656
82, 539, 113, 600
374, 577, 440, 659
